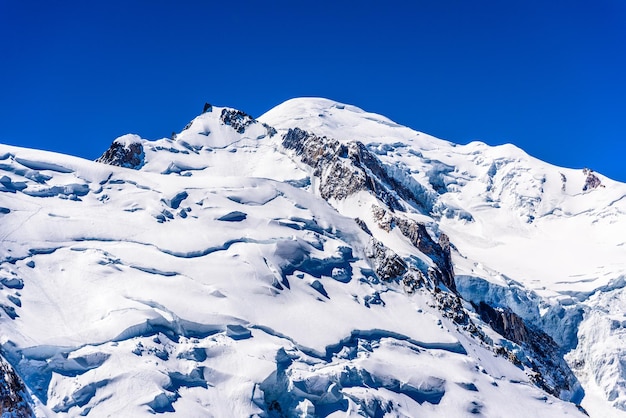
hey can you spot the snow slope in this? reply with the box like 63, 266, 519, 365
0, 98, 621, 417
261, 98, 626, 417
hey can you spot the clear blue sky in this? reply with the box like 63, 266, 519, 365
1, 1, 625, 181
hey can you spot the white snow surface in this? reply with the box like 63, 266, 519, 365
262, 98, 626, 417
0, 98, 622, 417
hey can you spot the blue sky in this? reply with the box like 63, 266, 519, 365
1, 1, 625, 181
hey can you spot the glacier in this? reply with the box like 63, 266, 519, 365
0, 98, 623, 417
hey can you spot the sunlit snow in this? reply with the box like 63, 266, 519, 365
0, 98, 623, 417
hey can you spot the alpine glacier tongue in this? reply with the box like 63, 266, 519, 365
0, 97, 623, 417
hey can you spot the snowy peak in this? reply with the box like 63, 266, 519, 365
259, 97, 449, 150
260, 98, 622, 229
175, 104, 275, 149
96, 104, 288, 178
2, 97, 624, 416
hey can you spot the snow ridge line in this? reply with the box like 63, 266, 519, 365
252, 325, 466, 362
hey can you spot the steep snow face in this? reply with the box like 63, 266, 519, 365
566, 284, 626, 414
260, 97, 626, 416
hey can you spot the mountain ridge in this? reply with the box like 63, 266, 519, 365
0, 97, 623, 417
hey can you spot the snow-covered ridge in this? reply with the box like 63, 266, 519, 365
0, 97, 624, 416
263, 99, 626, 416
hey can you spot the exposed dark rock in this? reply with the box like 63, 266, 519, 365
371, 205, 394, 232
474, 301, 582, 401
0, 354, 34, 417
401, 270, 426, 294
582, 168, 602, 191
280, 125, 582, 405
282, 128, 382, 204
202, 102, 213, 113
96, 141, 144, 169
263, 123, 277, 138
354, 218, 372, 235
281, 127, 327, 168
475, 302, 528, 344
365, 239, 407, 281
434, 291, 471, 326
281, 128, 434, 213
398, 220, 455, 292
182, 120, 193, 131
371, 205, 456, 293
220, 109, 256, 134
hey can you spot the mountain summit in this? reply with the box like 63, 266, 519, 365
0, 98, 624, 417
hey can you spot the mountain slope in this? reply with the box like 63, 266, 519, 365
260, 97, 626, 417
0, 98, 622, 417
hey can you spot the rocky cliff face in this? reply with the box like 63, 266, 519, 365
369, 204, 455, 291
365, 239, 407, 281
583, 168, 602, 191
219, 108, 256, 134
0, 354, 33, 417
280, 127, 457, 293
96, 140, 144, 169
475, 301, 582, 402
282, 128, 436, 212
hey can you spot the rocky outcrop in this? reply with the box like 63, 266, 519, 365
474, 301, 582, 402
282, 128, 392, 205
365, 239, 407, 281
220, 109, 256, 134
262, 123, 277, 138
371, 205, 456, 293
282, 128, 434, 212
281, 127, 457, 292
582, 168, 602, 191
475, 302, 529, 344
96, 141, 144, 169
0, 354, 34, 417
396, 218, 455, 292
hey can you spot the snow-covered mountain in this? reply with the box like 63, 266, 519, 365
0, 98, 624, 417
